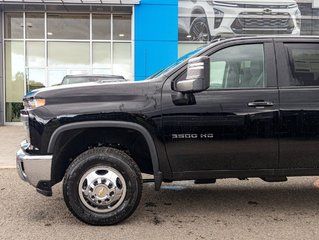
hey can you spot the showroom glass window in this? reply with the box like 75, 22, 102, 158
4, 11, 132, 122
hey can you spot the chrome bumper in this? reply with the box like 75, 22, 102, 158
16, 140, 53, 189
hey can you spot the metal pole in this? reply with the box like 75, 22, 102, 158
0, 10, 4, 125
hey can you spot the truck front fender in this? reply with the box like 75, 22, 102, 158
47, 121, 162, 190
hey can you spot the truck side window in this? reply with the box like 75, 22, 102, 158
209, 44, 265, 89
285, 44, 319, 86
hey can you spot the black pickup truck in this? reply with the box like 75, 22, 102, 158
17, 36, 319, 225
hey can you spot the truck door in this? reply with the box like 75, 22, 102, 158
275, 41, 319, 169
161, 41, 280, 175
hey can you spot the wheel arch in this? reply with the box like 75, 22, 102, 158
191, 6, 207, 23
47, 121, 162, 190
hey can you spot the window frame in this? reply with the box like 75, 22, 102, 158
276, 42, 319, 89
171, 39, 277, 92
47, 13, 91, 40
208, 43, 267, 90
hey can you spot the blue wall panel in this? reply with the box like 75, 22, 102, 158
134, 0, 178, 80
137, 0, 176, 4
135, 41, 177, 80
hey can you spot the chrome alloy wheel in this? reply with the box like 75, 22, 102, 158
78, 166, 127, 213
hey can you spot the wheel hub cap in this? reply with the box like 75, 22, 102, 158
78, 167, 127, 213
96, 185, 108, 198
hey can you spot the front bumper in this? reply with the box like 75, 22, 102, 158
16, 140, 53, 196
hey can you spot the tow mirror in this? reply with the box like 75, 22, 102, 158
176, 56, 210, 93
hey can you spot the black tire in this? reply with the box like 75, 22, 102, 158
190, 17, 211, 42
63, 147, 142, 226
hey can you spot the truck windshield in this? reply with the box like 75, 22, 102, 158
147, 47, 204, 79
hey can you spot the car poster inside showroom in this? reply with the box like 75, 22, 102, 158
178, 0, 319, 56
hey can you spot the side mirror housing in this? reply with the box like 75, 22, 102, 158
176, 56, 210, 93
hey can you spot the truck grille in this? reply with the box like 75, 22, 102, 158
231, 12, 294, 34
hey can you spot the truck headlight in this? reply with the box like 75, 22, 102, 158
20, 111, 30, 143
24, 98, 46, 110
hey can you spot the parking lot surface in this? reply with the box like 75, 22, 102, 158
1, 126, 319, 240
1, 168, 319, 240
0, 126, 24, 168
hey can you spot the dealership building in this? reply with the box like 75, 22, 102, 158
0, 0, 318, 124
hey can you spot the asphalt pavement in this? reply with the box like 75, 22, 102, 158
0, 125, 25, 168
0, 126, 319, 240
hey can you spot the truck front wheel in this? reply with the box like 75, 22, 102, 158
63, 147, 142, 225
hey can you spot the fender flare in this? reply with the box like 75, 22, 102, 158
47, 121, 162, 190
191, 6, 207, 19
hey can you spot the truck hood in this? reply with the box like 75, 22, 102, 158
27, 79, 163, 116
32, 80, 161, 100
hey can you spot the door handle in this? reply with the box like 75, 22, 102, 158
247, 101, 274, 108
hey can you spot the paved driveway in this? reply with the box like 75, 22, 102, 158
0, 126, 24, 168
1, 169, 319, 240
1, 126, 319, 240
